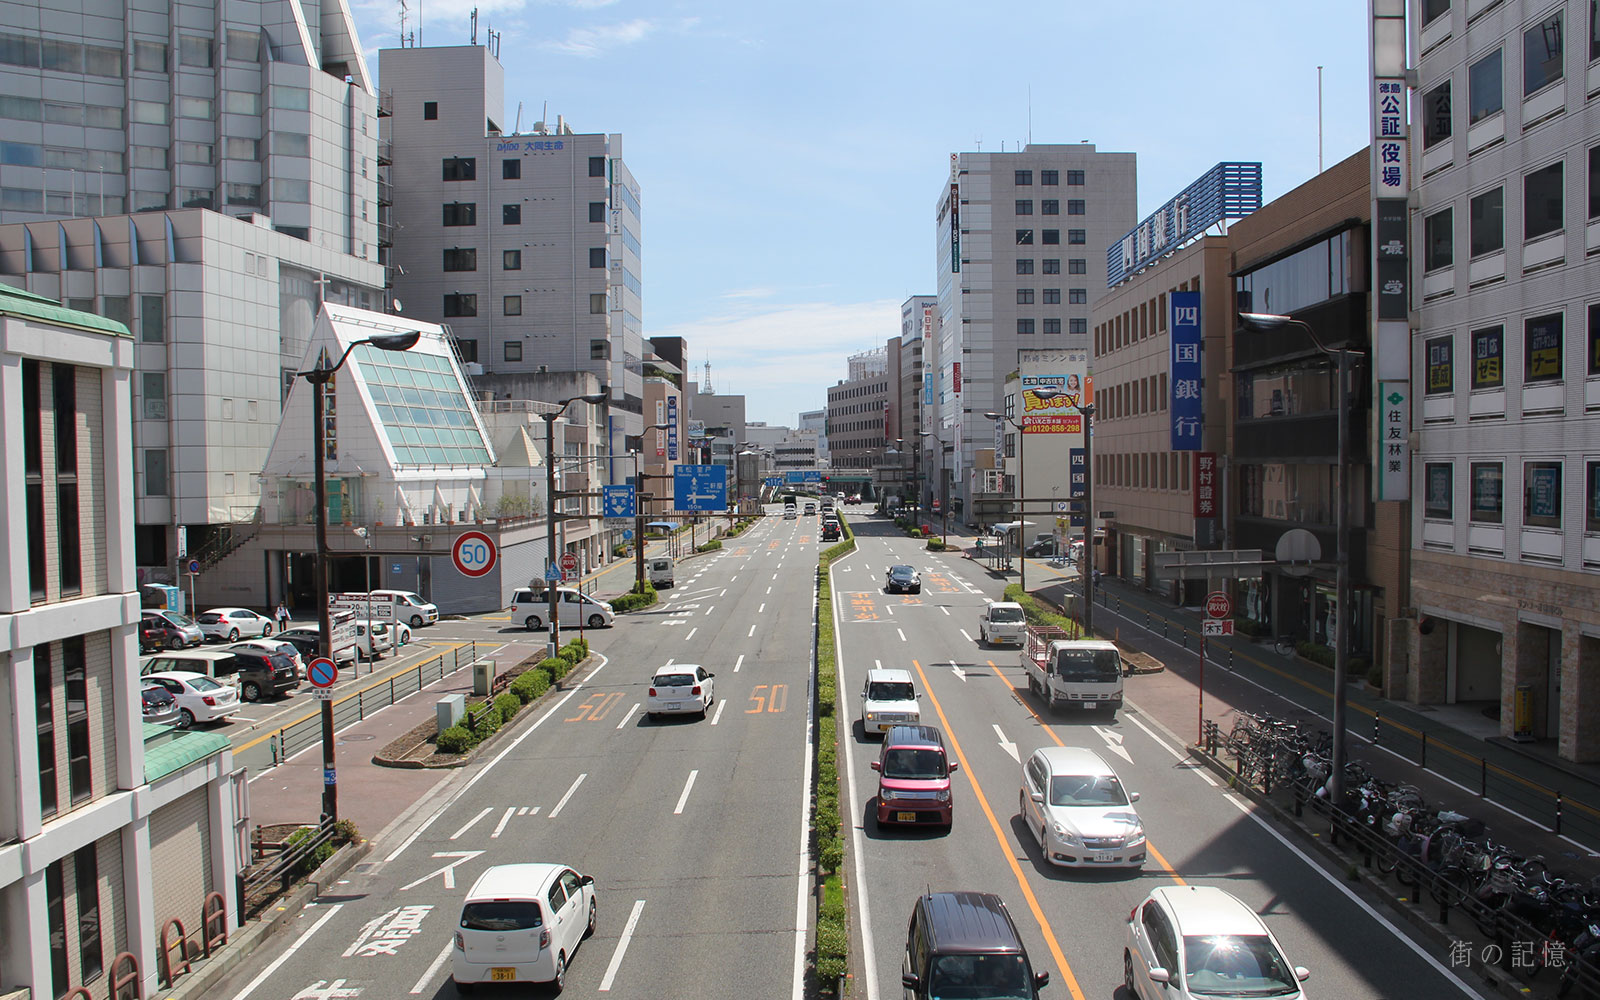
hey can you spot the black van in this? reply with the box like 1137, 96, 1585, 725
901, 891, 1048, 999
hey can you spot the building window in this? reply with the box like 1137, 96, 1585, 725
1039, 259, 1059, 275
423, 101, 438, 120
75, 842, 102, 981
1525, 460, 1563, 528
1068, 258, 1087, 274
1426, 335, 1454, 394
441, 202, 476, 226
1525, 312, 1563, 383
1586, 460, 1600, 532
46, 859, 66, 994
1043, 318, 1062, 334
589, 201, 605, 223
178, 34, 211, 67
1015, 200, 1033, 215
1015, 169, 1032, 185
1040, 169, 1058, 185
1041, 199, 1059, 215
591, 339, 609, 360
1471, 325, 1504, 388
1423, 0, 1451, 24
143, 449, 168, 497
1469, 49, 1503, 123
590, 293, 607, 314
442, 293, 477, 317
1424, 80, 1452, 148
23, 360, 45, 600
1524, 161, 1564, 239
1069, 288, 1088, 304
178, 96, 214, 118
589, 156, 605, 177
1017, 319, 1035, 334
1015, 229, 1034, 245
1594, 0, 1600, 59
589, 247, 606, 268
1471, 462, 1503, 522
502, 204, 521, 225
503, 249, 521, 270
36, 646, 55, 815
1016, 259, 1034, 275
1067, 200, 1086, 215
1524, 11, 1565, 95
1470, 187, 1504, 256
55, 368, 79, 596
503, 159, 520, 179
1424, 208, 1454, 270
1017, 288, 1035, 304
453, 338, 477, 363
503, 295, 522, 316
1043, 288, 1061, 304
442, 248, 477, 272
1425, 462, 1454, 519
504, 341, 523, 362
1042, 230, 1060, 245
1070, 318, 1087, 334
1590, 145, 1600, 219
140, 294, 165, 343
1068, 229, 1086, 245
64, 638, 88, 802
1590, 302, 1600, 375
441, 157, 476, 181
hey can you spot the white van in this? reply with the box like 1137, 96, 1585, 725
335, 589, 439, 628
508, 587, 615, 632
647, 557, 674, 588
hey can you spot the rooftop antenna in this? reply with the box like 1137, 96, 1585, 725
488, 27, 500, 58
1027, 84, 1033, 146
1317, 65, 1325, 172
513, 100, 523, 133
399, 0, 408, 46
470, 7, 477, 45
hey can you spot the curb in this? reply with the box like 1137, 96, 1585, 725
160, 839, 373, 1000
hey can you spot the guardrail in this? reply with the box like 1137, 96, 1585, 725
239, 818, 339, 921
265, 642, 479, 764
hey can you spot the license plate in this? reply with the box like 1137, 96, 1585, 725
667, 702, 681, 711
1090, 855, 1120, 863
896, 812, 919, 823
1081, 701, 1097, 710
491, 968, 517, 981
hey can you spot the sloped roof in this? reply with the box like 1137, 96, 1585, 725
0, 283, 131, 338
142, 723, 230, 783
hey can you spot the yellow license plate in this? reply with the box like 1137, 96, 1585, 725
896, 811, 918, 823
491, 968, 517, 981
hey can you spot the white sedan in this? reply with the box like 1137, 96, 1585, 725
141, 671, 241, 728
198, 607, 274, 642
646, 665, 715, 720
1020, 746, 1146, 868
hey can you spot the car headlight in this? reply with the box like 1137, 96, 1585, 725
1051, 824, 1079, 846
865, 711, 878, 721
881, 788, 903, 801
1126, 825, 1146, 846
935, 788, 950, 802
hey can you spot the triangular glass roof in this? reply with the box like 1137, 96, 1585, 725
352, 343, 493, 467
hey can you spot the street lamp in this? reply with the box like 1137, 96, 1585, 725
919, 430, 950, 545
542, 389, 610, 656
1240, 310, 1362, 808
298, 326, 420, 824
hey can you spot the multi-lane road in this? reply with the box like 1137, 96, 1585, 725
205, 506, 1487, 1000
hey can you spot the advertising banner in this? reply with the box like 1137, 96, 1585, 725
1193, 452, 1218, 518
667, 396, 679, 461
1169, 291, 1203, 451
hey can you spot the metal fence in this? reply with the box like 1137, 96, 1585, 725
266, 642, 480, 764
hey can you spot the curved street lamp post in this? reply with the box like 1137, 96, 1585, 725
542, 389, 610, 656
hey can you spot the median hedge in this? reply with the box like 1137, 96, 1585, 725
813, 522, 856, 991
1002, 584, 1083, 638
434, 638, 589, 757
611, 578, 658, 613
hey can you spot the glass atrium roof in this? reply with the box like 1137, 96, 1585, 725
355, 345, 493, 466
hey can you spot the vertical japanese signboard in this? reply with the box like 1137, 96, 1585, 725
1370, 0, 1410, 500
667, 396, 679, 461
1193, 453, 1218, 519
1377, 381, 1409, 500
952, 361, 961, 396
655, 400, 666, 457
1169, 291, 1202, 451
1068, 448, 1086, 526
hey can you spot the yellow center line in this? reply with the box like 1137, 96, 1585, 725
911, 659, 1087, 1000
987, 660, 1185, 884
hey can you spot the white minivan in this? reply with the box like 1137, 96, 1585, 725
508, 587, 615, 631
452, 862, 597, 992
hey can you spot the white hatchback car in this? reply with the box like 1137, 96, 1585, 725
453, 863, 596, 993
197, 607, 274, 642
647, 664, 715, 720
1020, 746, 1145, 868
140, 671, 241, 729
859, 668, 920, 735
1125, 885, 1309, 1000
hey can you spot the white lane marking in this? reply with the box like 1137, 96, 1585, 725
674, 769, 699, 814
449, 807, 493, 841
734, 654, 745, 673
529, 806, 541, 816
712, 700, 728, 725
773, 573, 779, 580
224, 903, 344, 1000
886, 605, 895, 615
705, 605, 716, 616
793, 527, 821, 1000
958, 628, 973, 642
940, 606, 950, 616
950, 660, 966, 682
759, 602, 766, 613
830, 548, 879, 1000
410, 941, 453, 994
490, 806, 515, 839
548, 773, 587, 818
400, 851, 484, 891
767, 586, 773, 594
896, 628, 906, 642
616, 702, 640, 729
748, 624, 757, 637
994, 724, 1019, 763
731, 574, 738, 581
1093, 725, 1133, 763
721, 588, 728, 597
598, 900, 647, 992
379, 653, 609, 865
684, 627, 698, 641
666, 658, 675, 666
517, 807, 529, 816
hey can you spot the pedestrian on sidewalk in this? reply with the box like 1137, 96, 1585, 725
276, 600, 290, 633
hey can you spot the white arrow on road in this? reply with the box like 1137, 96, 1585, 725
994, 724, 1019, 763
1094, 726, 1133, 763
950, 661, 966, 682
400, 850, 485, 891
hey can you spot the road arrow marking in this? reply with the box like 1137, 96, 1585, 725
994, 725, 1019, 763
1094, 726, 1133, 763
400, 851, 484, 891
950, 661, 966, 682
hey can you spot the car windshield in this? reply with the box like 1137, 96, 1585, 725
655, 674, 694, 687
1048, 774, 1129, 807
890, 566, 914, 578
881, 748, 946, 780
188, 676, 223, 692
164, 613, 196, 627
460, 901, 543, 931
867, 682, 915, 702
1054, 648, 1122, 682
1182, 935, 1297, 995
990, 607, 1025, 622
928, 953, 1032, 998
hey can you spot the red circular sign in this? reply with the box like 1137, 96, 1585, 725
560, 552, 579, 573
451, 530, 498, 578
1205, 592, 1232, 619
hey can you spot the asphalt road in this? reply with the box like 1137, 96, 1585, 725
834, 516, 1487, 1000
206, 509, 823, 1000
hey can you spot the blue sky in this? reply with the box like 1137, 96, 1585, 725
352, 1, 1370, 426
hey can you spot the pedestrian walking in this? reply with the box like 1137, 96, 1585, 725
276, 601, 290, 633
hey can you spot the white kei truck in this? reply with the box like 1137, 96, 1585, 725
977, 602, 1028, 647
1021, 624, 1124, 716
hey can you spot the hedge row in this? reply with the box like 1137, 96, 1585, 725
435, 638, 590, 755
1001, 583, 1083, 638
611, 579, 658, 613
813, 529, 855, 990
696, 539, 722, 553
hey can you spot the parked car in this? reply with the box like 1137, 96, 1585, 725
872, 725, 957, 828
507, 587, 615, 632
141, 648, 298, 702
147, 611, 204, 649
885, 564, 922, 594
1125, 885, 1309, 1000
647, 664, 716, 720
197, 607, 274, 642
140, 671, 240, 728
1019, 746, 1144, 868
901, 891, 1048, 1000
140, 683, 181, 727
452, 863, 597, 992
139, 615, 183, 653
225, 638, 306, 679
276, 626, 359, 666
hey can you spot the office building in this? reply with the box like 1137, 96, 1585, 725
901, 295, 937, 511
827, 340, 902, 471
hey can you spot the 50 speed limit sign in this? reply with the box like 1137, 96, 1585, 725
452, 530, 498, 578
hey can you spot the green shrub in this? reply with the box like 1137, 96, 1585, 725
284, 826, 337, 877
510, 668, 551, 703
1235, 617, 1269, 638
331, 819, 360, 845
908, 528, 922, 538
611, 542, 630, 557
494, 691, 521, 720
818, 837, 844, 874
539, 656, 567, 681
696, 539, 722, 552
1296, 641, 1334, 668
436, 725, 474, 754
925, 538, 947, 551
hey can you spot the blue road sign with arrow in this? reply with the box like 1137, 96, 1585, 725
801, 470, 822, 485
764, 476, 782, 488
602, 484, 636, 518
674, 464, 728, 511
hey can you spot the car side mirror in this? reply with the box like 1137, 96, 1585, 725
1148, 968, 1171, 985
947, 761, 959, 772
706, 672, 715, 678
1034, 971, 1050, 989
870, 760, 881, 771
901, 973, 920, 989
1294, 967, 1310, 982
1030, 791, 1044, 803
1130, 791, 1140, 802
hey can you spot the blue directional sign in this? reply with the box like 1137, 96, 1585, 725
785, 471, 804, 484
602, 484, 636, 519
674, 464, 728, 512
801, 471, 822, 485
764, 476, 783, 488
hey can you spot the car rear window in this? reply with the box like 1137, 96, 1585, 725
655, 674, 694, 687
189, 676, 223, 692
199, 613, 221, 624
460, 901, 543, 931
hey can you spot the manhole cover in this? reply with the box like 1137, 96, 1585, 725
341, 733, 377, 742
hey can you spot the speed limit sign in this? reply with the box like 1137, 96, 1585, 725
451, 530, 497, 578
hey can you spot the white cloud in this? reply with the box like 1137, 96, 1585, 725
540, 0, 621, 8
545, 18, 657, 57
719, 287, 776, 300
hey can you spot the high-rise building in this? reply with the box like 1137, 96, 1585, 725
826, 339, 902, 472
378, 44, 643, 445
901, 295, 937, 511
1407, 0, 1600, 756
934, 144, 1136, 521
